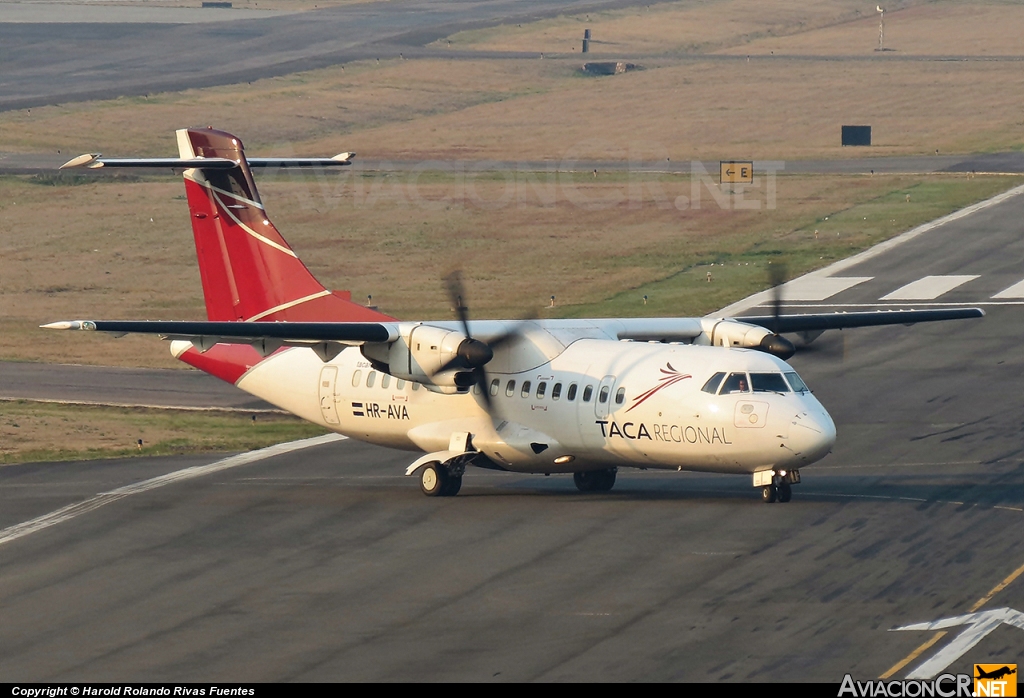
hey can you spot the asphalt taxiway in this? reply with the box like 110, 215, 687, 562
0, 0, 656, 111
1, 185, 1022, 681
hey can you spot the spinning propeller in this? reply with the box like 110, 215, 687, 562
433, 272, 526, 413
760, 262, 797, 360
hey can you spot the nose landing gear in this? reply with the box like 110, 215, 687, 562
755, 469, 798, 503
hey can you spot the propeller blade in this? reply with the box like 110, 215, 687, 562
768, 261, 787, 336
438, 272, 537, 418
474, 366, 494, 412
444, 270, 471, 338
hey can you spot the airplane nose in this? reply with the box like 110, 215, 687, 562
785, 409, 836, 464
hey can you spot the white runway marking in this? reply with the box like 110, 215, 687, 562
880, 275, 979, 300
992, 278, 1024, 299
0, 433, 346, 548
780, 276, 873, 301
715, 183, 1024, 317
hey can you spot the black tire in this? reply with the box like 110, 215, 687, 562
777, 481, 792, 503
761, 485, 777, 503
573, 471, 593, 492
592, 468, 617, 492
419, 462, 448, 497
441, 475, 463, 497
574, 469, 616, 493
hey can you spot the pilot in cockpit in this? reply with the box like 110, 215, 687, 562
721, 373, 749, 394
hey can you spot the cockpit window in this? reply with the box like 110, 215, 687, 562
785, 371, 809, 393
720, 372, 750, 394
701, 372, 726, 394
750, 372, 790, 393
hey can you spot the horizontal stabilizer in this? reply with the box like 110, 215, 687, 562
60, 154, 354, 170
739, 307, 985, 333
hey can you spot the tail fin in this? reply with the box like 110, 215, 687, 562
177, 127, 391, 323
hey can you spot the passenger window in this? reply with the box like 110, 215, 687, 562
598, 386, 609, 403
366, 371, 377, 388
720, 372, 749, 394
521, 381, 532, 398
396, 379, 406, 390
582, 385, 593, 402
381, 374, 391, 389
567, 383, 578, 401
701, 372, 725, 394
351, 370, 362, 388
750, 372, 790, 393
506, 380, 516, 397
490, 379, 500, 396
537, 381, 547, 399
551, 383, 562, 400
785, 372, 809, 393
412, 382, 420, 391
615, 387, 625, 405
472, 383, 481, 395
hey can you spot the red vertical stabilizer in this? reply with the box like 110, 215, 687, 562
177, 127, 391, 323
174, 128, 391, 383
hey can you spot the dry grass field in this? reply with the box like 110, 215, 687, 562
0, 171, 1012, 368
2, 2, 1023, 162
0, 400, 326, 465
441, 0, 876, 55
2, 0, 1022, 460
722, 1, 1024, 56
444, 0, 1024, 57
1, 0, 1021, 370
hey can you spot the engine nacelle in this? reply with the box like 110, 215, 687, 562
361, 323, 474, 390
699, 318, 795, 359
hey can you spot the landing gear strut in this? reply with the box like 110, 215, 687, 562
754, 469, 799, 503
573, 468, 617, 493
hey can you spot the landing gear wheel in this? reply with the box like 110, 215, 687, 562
761, 485, 777, 504
592, 468, 616, 492
777, 481, 792, 503
441, 475, 463, 497
573, 468, 617, 493
419, 462, 448, 497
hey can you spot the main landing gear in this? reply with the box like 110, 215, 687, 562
755, 469, 799, 504
419, 461, 464, 497
573, 468, 617, 493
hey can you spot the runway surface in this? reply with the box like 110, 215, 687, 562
0, 361, 276, 411
6, 150, 1024, 177
1, 187, 1022, 681
0, 0, 655, 111
4, 0, 1023, 113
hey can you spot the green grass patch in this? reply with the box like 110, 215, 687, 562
0, 400, 328, 465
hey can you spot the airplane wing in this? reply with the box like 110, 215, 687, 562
60, 154, 354, 170
42, 320, 397, 353
736, 307, 985, 333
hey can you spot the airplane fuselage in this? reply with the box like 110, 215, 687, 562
185, 334, 836, 476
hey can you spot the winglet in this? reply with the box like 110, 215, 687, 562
40, 320, 96, 330
60, 153, 102, 169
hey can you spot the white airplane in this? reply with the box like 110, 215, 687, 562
49, 128, 984, 502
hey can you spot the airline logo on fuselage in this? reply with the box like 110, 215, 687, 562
596, 420, 732, 445
627, 362, 692, 412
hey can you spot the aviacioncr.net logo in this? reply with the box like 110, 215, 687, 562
838, 673, 973, 697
